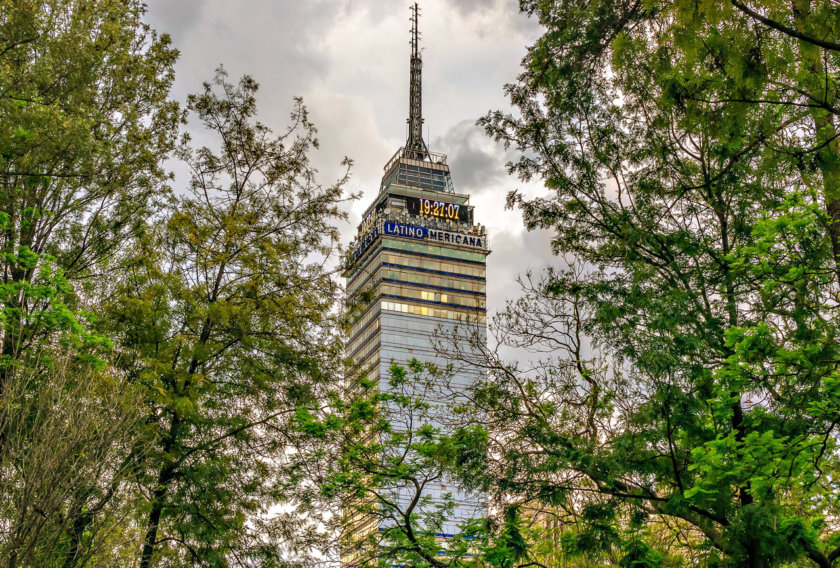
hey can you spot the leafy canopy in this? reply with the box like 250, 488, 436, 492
470, 1, 840, 567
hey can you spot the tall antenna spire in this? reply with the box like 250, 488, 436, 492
404, 2, 429, 161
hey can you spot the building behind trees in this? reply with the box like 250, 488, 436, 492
343, 4, 489, 564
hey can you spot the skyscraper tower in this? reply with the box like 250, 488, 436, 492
343, 3, 488, 563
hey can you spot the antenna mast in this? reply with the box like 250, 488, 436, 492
404, 2, 429, 161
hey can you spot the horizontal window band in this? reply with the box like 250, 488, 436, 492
381, 294, 487, 313
380, 278, 486, 296
381, 246, 486, 265
346, 316, 380, 350
381, 255, 485, 277
346, 245, 384, 281
381, 300, 486, 323
348, 354, 380, 375
349, 336, 380, 360
347, 302, 380, 329
348, 244, 485, 288
381, 262, 486, 281
347, 267, 380, 296
380, 286, 486, 309
350, 275, 485, 303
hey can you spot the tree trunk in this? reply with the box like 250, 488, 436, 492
791, 0, 840, 287
62, 507, 92, 568
813, 113, 840, 287
745, 539, 769, 568
138, 486, 166, 568
139, 418, 180, 568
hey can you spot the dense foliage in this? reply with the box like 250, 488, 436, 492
463, 1, 840, 567
0, 3, 348, 567
312, 360, 485, 568
1, 2, 179, 565
110, 69, 348, 568
0, 0, 179, 378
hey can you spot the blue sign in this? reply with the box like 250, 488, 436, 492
353, 222, 486, 264
383, 222, 427, 239
352, 224, 380, 261
384, 222, 484, 248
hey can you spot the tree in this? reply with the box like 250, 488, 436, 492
467, 1, 840, 567
0, 3, 178, 566
105, 69, 349, 567
0, 358, 147, 568
303, 360, 484, 568
0, 0, 179, 384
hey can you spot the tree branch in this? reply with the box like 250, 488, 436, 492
731, 1, 840, 52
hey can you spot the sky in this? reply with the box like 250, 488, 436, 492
143, 0, 561, 321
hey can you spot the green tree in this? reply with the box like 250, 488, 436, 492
308, 360, 484, 568
466, 1, 840, 567
0, 0, 179, 381
0, 2, 178, 566
106, 69, 349, 568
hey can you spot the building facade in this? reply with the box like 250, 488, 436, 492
343, 4, 489, 563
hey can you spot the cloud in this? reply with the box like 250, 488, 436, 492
486, 227, 559, 308
451, 0, 498, 18
432, 119, 514, 195
145, 0, 336, 104
454, 0, 542, 39
144, 0, 205, 38
302, 86, 396, 245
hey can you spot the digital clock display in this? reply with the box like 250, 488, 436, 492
405, 195, 472, 223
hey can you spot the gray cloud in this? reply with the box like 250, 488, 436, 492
451, 0, 498, 18
431, 0, 544, 40
145, 0, 335, 105
432, 119, 514, 195
144, 0, 205, 38
486, 227, 559, 307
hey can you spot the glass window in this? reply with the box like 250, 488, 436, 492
382, 238, 486, 262
381, 300, 486, 323
383, 251, 486, 278
350, 337, 380, 363
380, 284, 486, 309
347, 318, 380, 356
382, 269, 485, 293
348, 302, 380, 331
